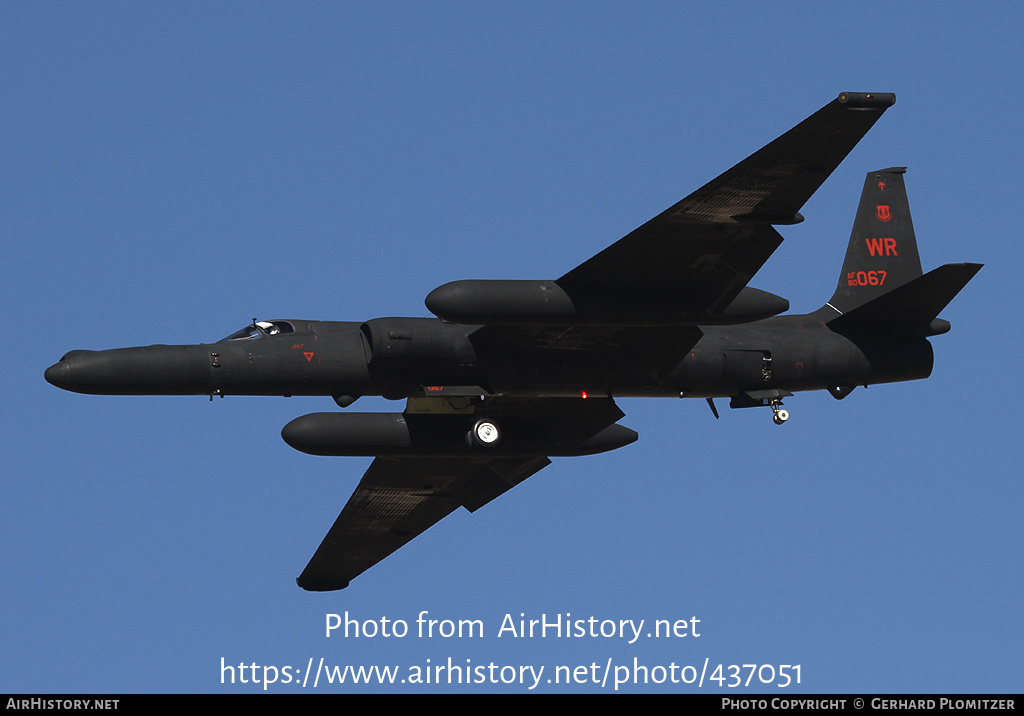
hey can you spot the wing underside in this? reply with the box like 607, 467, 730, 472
297, 396, 628, 591
297, 454, 550, 591
558, 92, 896, 314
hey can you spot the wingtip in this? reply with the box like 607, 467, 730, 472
838, 92, 896, 108
296, 576, 350, 591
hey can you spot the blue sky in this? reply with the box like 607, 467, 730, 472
3, 2, 1021, 693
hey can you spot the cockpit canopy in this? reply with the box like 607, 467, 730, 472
222, 320, 296, 342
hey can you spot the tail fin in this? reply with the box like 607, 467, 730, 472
826, 167, 923, 315
824, 168, 982, 335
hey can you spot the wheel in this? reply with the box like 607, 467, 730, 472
468, 419, 501, 447
773, 409, 789, 425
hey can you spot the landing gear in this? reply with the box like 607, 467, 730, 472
771, 401, 789, 425
728, 389, 793, 425
467, 419, 501, 447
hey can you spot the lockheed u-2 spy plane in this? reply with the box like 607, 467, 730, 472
46, 92, 981, 591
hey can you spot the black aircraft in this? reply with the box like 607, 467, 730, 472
46, 92, 981, 591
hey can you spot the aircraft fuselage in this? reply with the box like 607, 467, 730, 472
44, 314, 933, 404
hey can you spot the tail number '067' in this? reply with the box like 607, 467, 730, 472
847, 270, 887, 287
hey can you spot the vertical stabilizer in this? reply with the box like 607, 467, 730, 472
827, 168, 923, 315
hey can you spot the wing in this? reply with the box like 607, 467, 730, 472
559, 92, 896, 315
296, 454, 549, 591
296, 396, 629, 591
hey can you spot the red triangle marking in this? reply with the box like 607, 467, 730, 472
303, 352, 314, 362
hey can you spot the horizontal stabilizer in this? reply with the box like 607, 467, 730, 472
828, 263, 982, 335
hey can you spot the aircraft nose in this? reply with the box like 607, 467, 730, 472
44, 360, 71, 388
44, 345, 211, 395
45, 350, 97, 390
